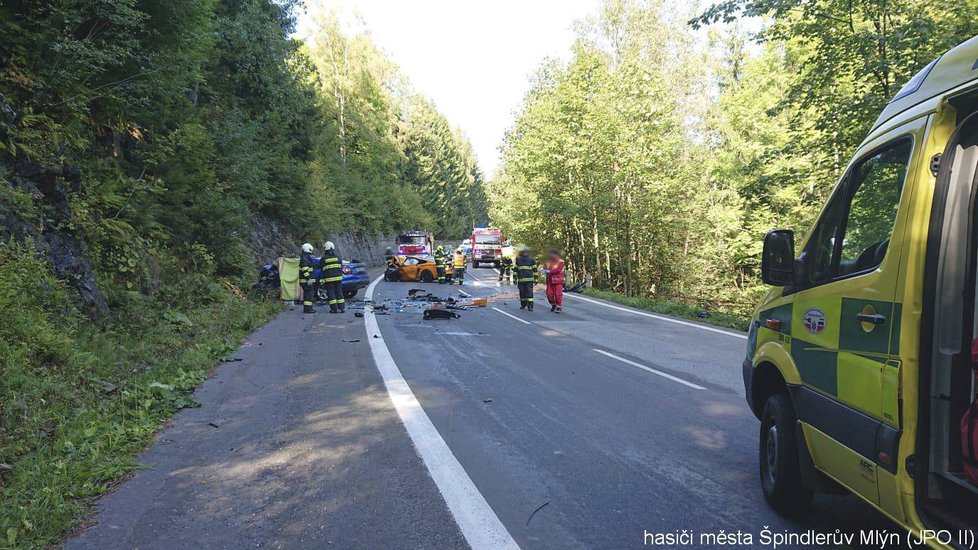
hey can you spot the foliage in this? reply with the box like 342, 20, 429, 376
302, 10, 487, 239
0, 244, 280, 548
401, 97, 489, 237
492, 0, 718, 302
584, 288, 750, 331
492, 0, 978, 318
0, 1, 486, 545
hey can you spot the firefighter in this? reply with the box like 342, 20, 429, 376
320, 241, 345, 313
514, 245, 538, 311
435, 245, 447, 284
452, 246, 467, 285
543, 249, 566, 313
384, 247, 397, 268
498, 252, 514, 284
299, 243, 317, 314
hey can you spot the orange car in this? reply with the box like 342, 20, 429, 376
387, 255, 439, 283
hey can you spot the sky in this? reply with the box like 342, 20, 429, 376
298, 0, 602, 176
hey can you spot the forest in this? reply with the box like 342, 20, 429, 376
3, 0, 978, 545
490, 0, 978, 316
0, 1, 483, 545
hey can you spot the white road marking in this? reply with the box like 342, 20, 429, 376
491, 307, 532, 325
466, 269, 486, 287
566, 294, 748, 340
593, 349, 706, 390
466, 268, 495, 288
364, 277, 519, 550
467, 269, 499, 292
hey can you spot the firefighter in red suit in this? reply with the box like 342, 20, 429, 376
543, 249, 566, 313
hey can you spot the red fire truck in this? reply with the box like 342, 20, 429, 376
396, 231, 433, 257
470, 227, 503, 268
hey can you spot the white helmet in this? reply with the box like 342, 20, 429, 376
323, 241, 335, 251
301, 243, 313, 253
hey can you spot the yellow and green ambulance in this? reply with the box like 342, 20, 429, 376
746, 35, 978, 545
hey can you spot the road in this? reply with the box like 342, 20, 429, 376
69, 265, 894, 549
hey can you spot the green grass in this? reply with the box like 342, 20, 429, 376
0, 247, 282, 548
580, 288, 750, 332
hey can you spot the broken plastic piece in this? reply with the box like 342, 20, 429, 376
423, 308, 461, 320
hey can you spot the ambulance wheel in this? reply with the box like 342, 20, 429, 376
473, 261, 480, 268
759, 393, 813, 515
420, 270, 434, 283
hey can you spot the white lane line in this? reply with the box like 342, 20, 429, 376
491, 307, 532, 325
593, 349, 706, 390
365, 277, 518, 550
566, 294, 748, 340
466, 268, 494, 288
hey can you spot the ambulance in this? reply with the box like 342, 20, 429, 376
746, 36, 978, 545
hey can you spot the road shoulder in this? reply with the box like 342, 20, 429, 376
67, 300, 467, 549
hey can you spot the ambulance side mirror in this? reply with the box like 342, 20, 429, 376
761, 230, 795, 286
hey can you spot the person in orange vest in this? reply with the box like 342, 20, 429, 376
543, 249, 566, 313
452, 247, 467, 285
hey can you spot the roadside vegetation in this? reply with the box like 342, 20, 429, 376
490, 0, 978, 321
582, 288, 750, 332
0, 246, 279, 547
0, 1, 486, 546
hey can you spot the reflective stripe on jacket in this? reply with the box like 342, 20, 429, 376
515, 254, 538, 283
320, 251, 343, 283
299, 252, 316, 284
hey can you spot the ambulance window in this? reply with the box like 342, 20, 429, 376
804, 187, 847, 285
837, 139, 912, 276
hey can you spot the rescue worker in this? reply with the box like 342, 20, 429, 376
384, 247, 397, 268
498, 252, 514, 284
543, 249, 566, 313
452, 247, 467, 285
299, 243, 317, 314
319, 241, 345, 313
435, 245, 447, 284
514, 245, 538, 311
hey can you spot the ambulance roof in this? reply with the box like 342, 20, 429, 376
871, 35, 978, 133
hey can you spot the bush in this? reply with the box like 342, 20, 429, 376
0, 245, 280, 548
582, 287, 750, 332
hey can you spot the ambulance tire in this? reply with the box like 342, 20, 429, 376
759, 393, 813, 515
473, 261, 480, 268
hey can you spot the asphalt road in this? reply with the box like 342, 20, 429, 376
69, 265, 897, 549
368, 266, 895, 549
68, 290, 466, 549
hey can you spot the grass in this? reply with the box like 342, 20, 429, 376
580, 288, 750, 332
0, 247, 282, 548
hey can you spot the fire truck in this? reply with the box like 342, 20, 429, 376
395, 231, 433, 257
470, 227, 503, 268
